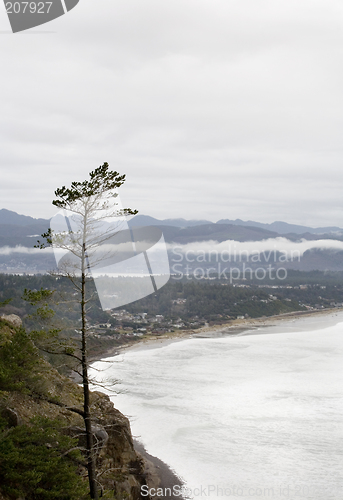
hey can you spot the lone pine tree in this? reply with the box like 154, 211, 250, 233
36, 162, 137, 499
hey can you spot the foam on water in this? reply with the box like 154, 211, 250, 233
91, 316, 343, 499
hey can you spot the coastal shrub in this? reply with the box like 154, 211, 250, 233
0, 417, 88, 500
0, 318, 63, 397
0, 320, 42, 393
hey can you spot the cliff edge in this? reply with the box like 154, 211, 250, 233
0, 315, 158, 499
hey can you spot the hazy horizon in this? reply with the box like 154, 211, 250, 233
1, 206, 343, 230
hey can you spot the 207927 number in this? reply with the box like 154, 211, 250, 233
5, 2, 53, 14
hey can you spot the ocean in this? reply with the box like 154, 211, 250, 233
90, 312, 343, 500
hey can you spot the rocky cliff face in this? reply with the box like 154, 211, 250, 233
0, 315, 156, 499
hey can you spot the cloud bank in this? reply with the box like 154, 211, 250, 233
168, 238, 343, 261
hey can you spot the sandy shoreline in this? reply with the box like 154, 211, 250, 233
134, 441, 187, 499
98, 306, 343, 361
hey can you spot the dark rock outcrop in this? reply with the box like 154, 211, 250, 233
1, 407, 22, 427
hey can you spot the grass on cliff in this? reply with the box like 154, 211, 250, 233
0, 417, 88, 500
0, 318, 88, 499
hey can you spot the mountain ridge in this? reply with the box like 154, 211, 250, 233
0, 208, 48, 226
1, 208, 342, 236
216, 218, 343, 235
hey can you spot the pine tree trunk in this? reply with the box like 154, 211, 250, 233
81, 243, 98, 500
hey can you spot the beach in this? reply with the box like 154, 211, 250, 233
134, 441, 186, 499
98, 307, 343, 360
90, 307, 343, 498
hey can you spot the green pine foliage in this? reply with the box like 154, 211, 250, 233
0, 319, 42, 393
0, 417, 87, 500
0, 319, 88, 499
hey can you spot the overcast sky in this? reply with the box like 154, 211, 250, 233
1, 0, 343, 226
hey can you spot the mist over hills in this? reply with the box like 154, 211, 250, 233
1, 207, 343, 248
1, 209, 343, 273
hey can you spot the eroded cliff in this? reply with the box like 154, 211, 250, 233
0, 315, 156, 499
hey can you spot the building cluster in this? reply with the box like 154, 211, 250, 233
89, 309, 203, 338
